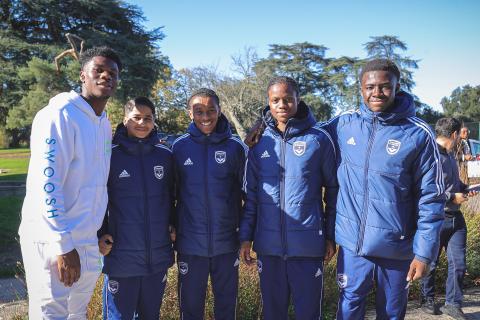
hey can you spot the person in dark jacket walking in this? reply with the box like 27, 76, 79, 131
420, 117, 477, 319
98, 97, 175, 320
239, 77, 338, 319
172, 88, 247, 320
323, 59, 446, 320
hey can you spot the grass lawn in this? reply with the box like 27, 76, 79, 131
0, 196, 23, 248
0, 148, 30, 155
0, 148, 30, 181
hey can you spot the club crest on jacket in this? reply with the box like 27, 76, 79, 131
179, 261, 188, 275
108, 279, 119, 294
386, 139, 401, 155
215, 151, 226, 164
154, 165, 164, 179
293, 141, 306, 156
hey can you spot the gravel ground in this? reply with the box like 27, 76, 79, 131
365, 287, 480, 320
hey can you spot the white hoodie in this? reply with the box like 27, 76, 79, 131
19, 91, 112, 255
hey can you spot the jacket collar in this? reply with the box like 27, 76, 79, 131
187, 113, 232, 144
67, 90, 107, 122
262, 101, 316, 139
359, 91, 416, 124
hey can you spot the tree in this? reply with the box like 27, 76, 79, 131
416, 103, 444, 124
150, 66, 190, 134
1, 0, 168, 146
325, 56, 363, 111
441, 85, 480, 122
363, 35, 419, 93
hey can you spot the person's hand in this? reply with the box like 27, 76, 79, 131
406, 258, 428, 282
324, 240, 337, 264
240, 241, 256, 266
57, 249, 81, 287
465, 154, 473, 161
169, 225, 176, 242
98, 234, 113, 256
452, 192, 468, 204
244, 119, 265, 148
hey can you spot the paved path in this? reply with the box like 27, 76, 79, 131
1, 281, 479, 319
366, 287, 480, 319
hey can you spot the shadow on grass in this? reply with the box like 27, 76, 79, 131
0, 174, 27, 182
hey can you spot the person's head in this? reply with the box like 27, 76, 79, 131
267, 76, 300, 132
435, 117, 462, 151
79, 46, 122, 100
360, 58, 401, 112
460, 126, 470, 139
187, 88, 221, 135
123, 97, 155, 139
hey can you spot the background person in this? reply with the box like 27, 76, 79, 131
420, 117, 477, 319
456, 126, 473, 184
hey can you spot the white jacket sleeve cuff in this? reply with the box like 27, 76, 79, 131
50, 233, 74, 255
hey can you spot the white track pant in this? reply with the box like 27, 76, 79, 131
20, 240, 101, 320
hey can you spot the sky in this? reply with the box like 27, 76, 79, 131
128, 0, 480, 112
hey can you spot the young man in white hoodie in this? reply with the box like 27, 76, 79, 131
18, 46, 121, 319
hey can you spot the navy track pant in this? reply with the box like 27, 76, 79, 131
177, 252, 239, 320
257, 255, 324, 320
336, 247, 411, 320
102, 270, 168, 320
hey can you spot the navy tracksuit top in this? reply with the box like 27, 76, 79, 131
172, 114, 247, 257
323, 91, 446, 263
239, 102, 338, 258
102, 124, 175, 277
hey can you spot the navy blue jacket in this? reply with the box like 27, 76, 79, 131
172, 114, 247, 257
239, 102, 338, 258
323, 91, 445, 263
439, 145, 467, 213
102, 124, 174, 277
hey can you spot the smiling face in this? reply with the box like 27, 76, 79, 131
188, 96, 220, 135
268, 83, 299, 132
361, 70, 400, 112
123, 105, 154, 139
80, 56, 119, 100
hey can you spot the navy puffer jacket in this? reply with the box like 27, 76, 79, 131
102, 124, 174, 277
239, 102, 338, 258
172, 114, 247, 257
323, 91, 445, 263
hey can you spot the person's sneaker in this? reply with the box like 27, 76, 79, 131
440, 304, 467, 320
420, 298, 438, 315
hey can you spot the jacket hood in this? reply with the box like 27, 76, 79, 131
113, 123, 160, 155
187, 113, 232, 144
360, 91, 416, 123
262, 101, 316, 139
50, 90, 107, 121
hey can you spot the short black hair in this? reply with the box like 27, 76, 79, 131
360, 58, 401, 83
267, 76, 300, 97
187, 88, 220, 108
124, 97, 155, 116
79, 46, 122, 71
435, 117, 462, 138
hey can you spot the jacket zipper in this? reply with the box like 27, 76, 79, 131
280, 134, 288, 259
139, 142, 152, 271
204, 144, 212, 256
356, 116, 378, 255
